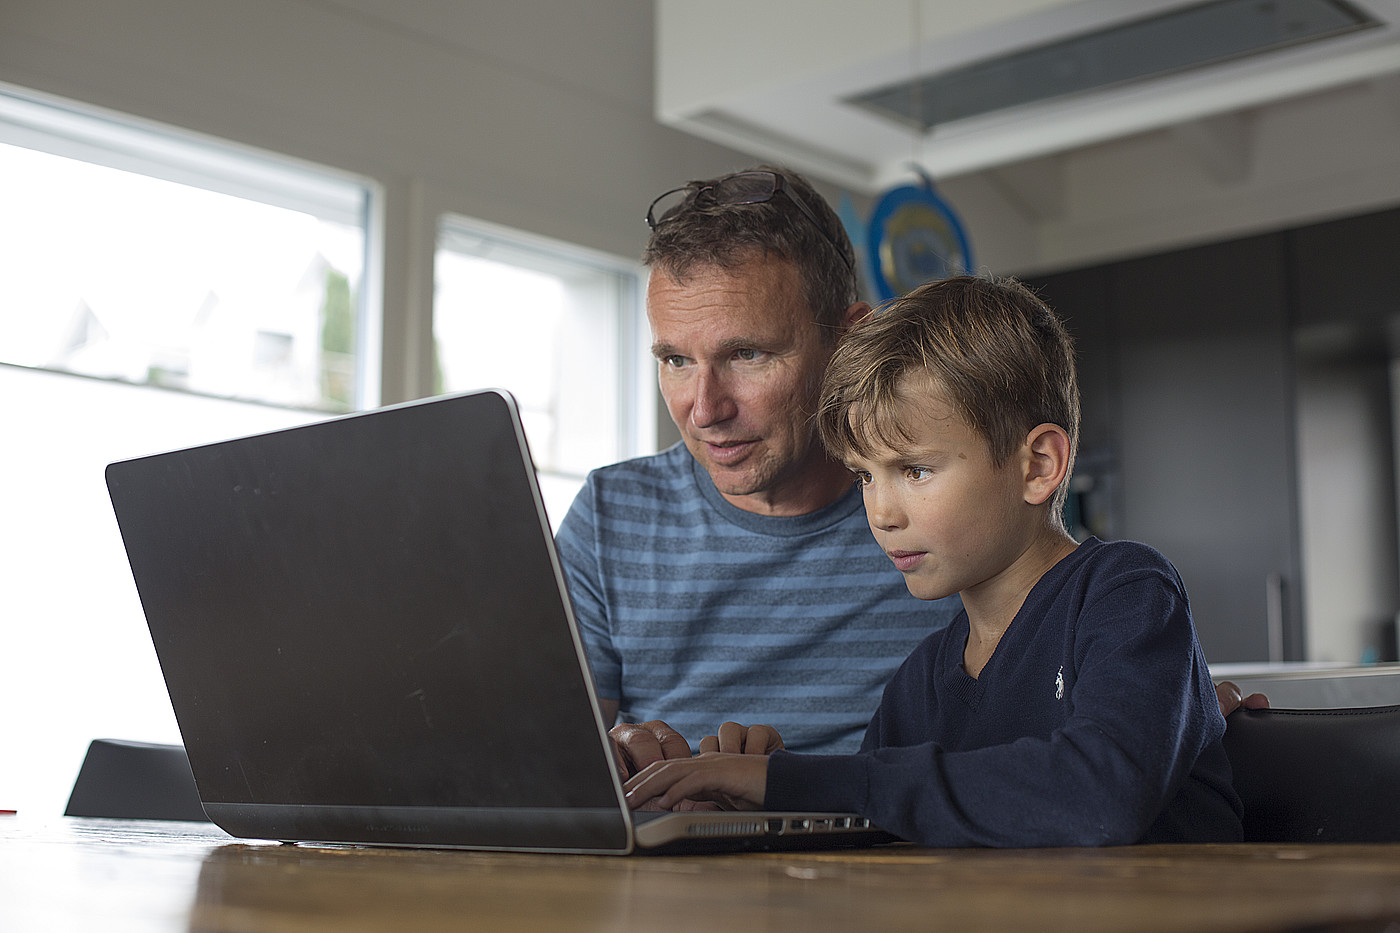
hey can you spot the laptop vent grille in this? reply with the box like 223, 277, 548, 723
687, 821, 763, 837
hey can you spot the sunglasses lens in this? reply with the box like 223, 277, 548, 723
711, 172, 779, 205
647, 188, 694, 227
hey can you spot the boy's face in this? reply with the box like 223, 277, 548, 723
846, 375, 1038, 602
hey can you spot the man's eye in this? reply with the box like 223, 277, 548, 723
660, 355, 688, 368
734, 348, 761, 361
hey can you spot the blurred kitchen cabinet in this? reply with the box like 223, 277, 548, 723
1028, 234, 1300, 663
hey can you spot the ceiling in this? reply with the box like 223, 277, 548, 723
655, 0, 1400, 193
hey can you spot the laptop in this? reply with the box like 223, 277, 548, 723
105, 389, 893, 855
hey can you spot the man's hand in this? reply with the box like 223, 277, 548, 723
623, 753, 769, 812
608, 720, 692, 781
1216, 680, 1270, 718
699, 721, 784, 756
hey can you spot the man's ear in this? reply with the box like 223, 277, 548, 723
838, 301, 872, 335
1021, 423, 1072, 506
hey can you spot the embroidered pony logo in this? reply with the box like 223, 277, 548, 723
1055, 666, 1065, 700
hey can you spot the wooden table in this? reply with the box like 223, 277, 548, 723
4, 816, 1400, 932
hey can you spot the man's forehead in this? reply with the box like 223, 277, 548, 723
647, 256, 807, 308
646, 260, 818, 346
648, 317, 816, 359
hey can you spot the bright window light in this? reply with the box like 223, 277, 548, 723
0, 142, 367, 411
0, 84, 373, 411
434, 217, 649, 524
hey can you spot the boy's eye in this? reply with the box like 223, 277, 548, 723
905, 466, 932, 481
852, 471, 872, 487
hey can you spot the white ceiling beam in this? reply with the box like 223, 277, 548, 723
1170, 112, 1253, 185
1373, 72, 1400, 123
986, 155, 1066, 222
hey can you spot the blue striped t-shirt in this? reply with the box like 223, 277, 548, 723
555, 443, 960, 754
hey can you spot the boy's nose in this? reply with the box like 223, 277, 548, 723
863, 484, 905, 531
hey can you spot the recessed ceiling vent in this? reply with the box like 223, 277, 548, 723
848, 0, 1380, 130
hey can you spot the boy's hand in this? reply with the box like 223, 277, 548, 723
623, 752, 769, 812
700, 721, 784, 756
608, 720, 691, 781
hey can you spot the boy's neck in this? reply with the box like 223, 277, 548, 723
960, 528, 1080, 678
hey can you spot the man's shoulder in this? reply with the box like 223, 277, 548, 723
895, 617, 960, 671
559, 444, 706, 541
586, 443, 693, 480
579, 443, 698, 503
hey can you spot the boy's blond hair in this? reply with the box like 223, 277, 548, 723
817, 275, 1080, 519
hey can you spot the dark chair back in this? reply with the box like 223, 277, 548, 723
65, 738, 210, 822
1222, 705, 1400, 842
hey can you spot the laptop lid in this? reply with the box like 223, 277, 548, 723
107, 390, 634, 853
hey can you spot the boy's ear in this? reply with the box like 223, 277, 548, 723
1020, 423, 1072, 506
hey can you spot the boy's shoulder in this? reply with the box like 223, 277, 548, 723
1031, 537, 1189, 624
1061, 536, 1180, 582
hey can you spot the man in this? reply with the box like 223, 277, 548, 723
555, 167, 957, 757
554, 165, 1264, 769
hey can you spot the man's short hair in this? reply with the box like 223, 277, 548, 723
643, 165, 858, 334
817, 275, 1080, 515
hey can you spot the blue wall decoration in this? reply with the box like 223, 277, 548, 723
865, 168, 972, 301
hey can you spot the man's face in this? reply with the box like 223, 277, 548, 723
647, 257, 842, 516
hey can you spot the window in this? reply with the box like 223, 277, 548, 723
0, 85, 374, 411
434, 216, 651, 523
0, 84, 377, 818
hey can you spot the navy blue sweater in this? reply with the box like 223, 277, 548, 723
765, 538, 1243, 847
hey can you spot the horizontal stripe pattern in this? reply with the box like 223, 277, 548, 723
556, 444, 960, 754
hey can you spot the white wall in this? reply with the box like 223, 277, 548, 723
980, 79, 1400, 276
0, 0, 760, 405
1296, 355, 1400, 662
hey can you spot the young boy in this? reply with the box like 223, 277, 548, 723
621, 275, 1244, 847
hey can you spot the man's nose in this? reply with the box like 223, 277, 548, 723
690, 367, 737, 428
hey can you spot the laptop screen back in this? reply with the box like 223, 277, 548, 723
106, 391, 625, 848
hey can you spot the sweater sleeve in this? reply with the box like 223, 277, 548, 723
766, 561, 1232, 847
